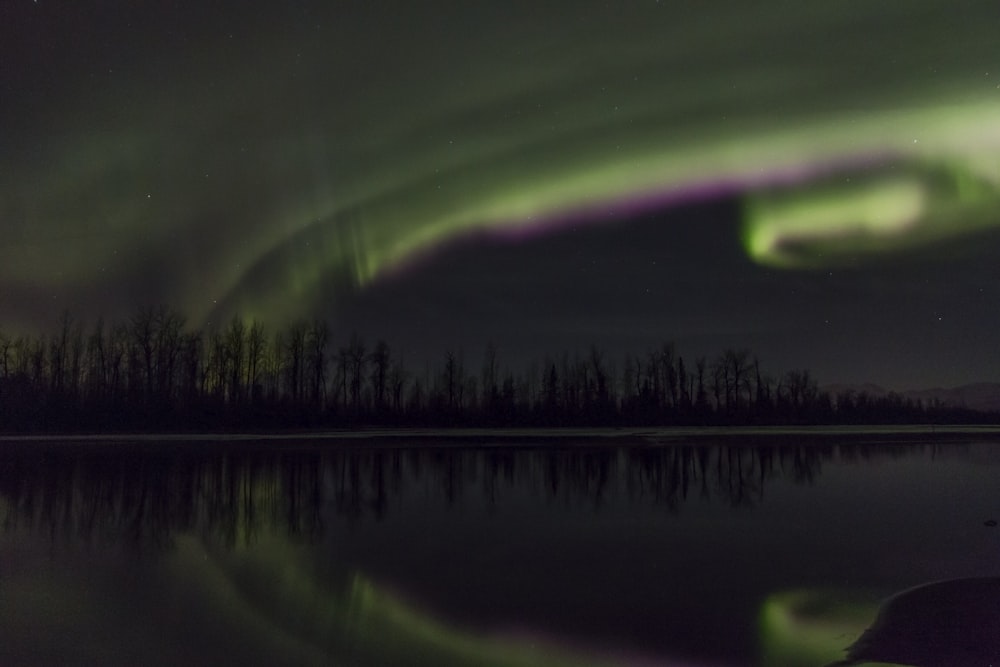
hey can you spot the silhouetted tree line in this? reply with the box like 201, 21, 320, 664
1, 441, 953, 548
0, 307, 994, 432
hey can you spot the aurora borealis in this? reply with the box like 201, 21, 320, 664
3, 1, 1000, 388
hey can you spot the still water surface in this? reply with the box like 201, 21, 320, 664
2, 433, 999, 666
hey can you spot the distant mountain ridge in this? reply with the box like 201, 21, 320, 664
821, 382, 1000, 413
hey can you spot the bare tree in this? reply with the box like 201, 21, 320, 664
178, 331, 202, 405
718, 348, 752, 412
246, 320, 266, 402
224, 316, 246, 404
389, 354, 407, 416
678, 356, 690, 411
661, 343, 678, 409
285, 321, 308, 404
0, 329, 11, 379
49, 310, 74, 396
130, 306, 157, 402
369, 339, 391, 413
481, 342, 499, 412
695, 356, 709, 412
307, 320, 329, 408
107, 322, 129, 401
347, 333, 366, 414
155, 307, 184, 403
541, 360, 559, 418
442, 350, 461, 412
782, 369, 818, 413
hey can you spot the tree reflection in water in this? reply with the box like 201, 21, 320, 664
0, 440, 948, 548
1, 438, 986, 667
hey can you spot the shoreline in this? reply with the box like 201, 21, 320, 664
2, 424, 1000, 450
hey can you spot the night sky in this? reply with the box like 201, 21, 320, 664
2, 1, 1000, 389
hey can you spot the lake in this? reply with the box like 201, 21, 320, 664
2, 429, 999, 666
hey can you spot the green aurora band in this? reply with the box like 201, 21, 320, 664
758, 589, 880, 667
2, 1, 998, 327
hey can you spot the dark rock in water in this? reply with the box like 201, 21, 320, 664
826, 577, 1000, 667
985, 519, 997, 527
